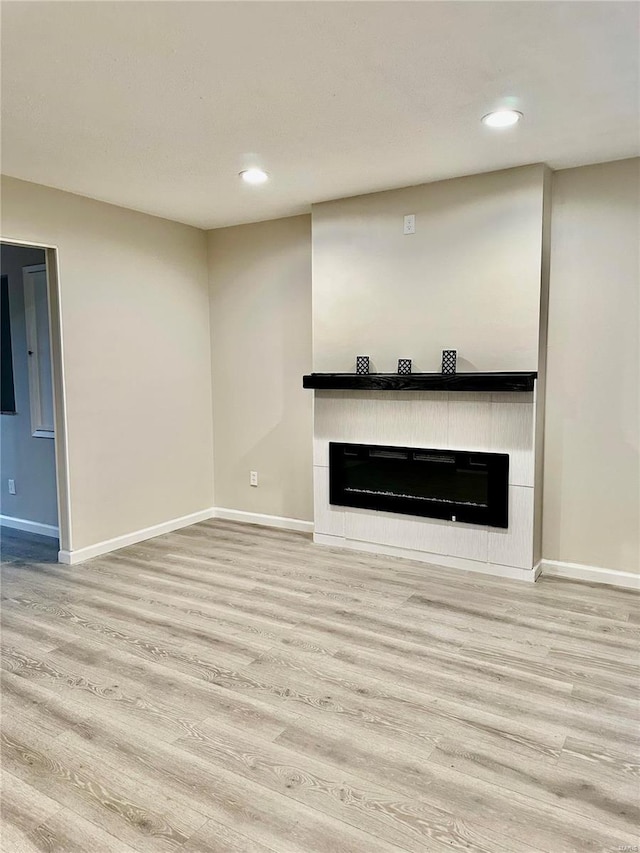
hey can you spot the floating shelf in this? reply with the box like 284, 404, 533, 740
302, 372, 537, 392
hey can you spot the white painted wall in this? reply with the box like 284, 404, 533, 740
4, 158, 637, 578
543, 158, 640, 574
0, 243, 58, 529
204, 160, 639, 578
1, 176, 214, 552
312, 165, 547, 373
208, 216, 313, 522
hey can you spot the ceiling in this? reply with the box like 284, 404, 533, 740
2, 1, 638, 229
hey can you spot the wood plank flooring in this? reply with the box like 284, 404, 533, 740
0, 528, 58, 566
1, 519, 638, 852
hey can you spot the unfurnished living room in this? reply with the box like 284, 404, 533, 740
0, 1, 639, 851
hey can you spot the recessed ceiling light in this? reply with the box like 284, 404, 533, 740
481, 109, 523, 128
240, 168, 269, 185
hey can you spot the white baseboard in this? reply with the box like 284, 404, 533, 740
313, 532, 538, 583
0, 514, 59, 539
213, 507, 314, 534
57, 506, 313, 565
541, 559, 640, 590
58, 508, 216, 565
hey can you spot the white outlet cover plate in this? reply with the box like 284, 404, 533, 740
403, 214, 415, 234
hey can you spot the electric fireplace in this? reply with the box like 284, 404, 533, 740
329, 442, 509, 528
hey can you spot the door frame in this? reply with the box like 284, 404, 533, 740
1, 237, 72, 554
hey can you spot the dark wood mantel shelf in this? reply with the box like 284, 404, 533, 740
303, 372, 537, 392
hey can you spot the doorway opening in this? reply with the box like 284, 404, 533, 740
0, 240, 69, 563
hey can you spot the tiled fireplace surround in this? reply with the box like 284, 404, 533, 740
312, 387, 543, 581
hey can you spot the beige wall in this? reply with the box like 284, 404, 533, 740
312, 165, 547, 373
0, 243, 58, 528
208, 216, 313, 521
1, 176, 214, 551
4, 160, 636, 575
543, 159, 640, 574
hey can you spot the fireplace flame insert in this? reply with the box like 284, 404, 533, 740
329, 442, 509, 528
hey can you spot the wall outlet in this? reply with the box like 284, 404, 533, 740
250, 471, 258, 487
8, 479, 16, 495
403, 214, 416, 235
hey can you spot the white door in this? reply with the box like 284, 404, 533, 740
23, 263, 54, 438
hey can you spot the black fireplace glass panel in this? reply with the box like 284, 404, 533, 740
329, 442, 508, 528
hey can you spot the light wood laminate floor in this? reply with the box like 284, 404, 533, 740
1, 519, 638, 852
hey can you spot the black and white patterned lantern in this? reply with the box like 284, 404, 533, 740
441, 350, 457, 374
356, 356, 370, 375
397, 359, 412, 375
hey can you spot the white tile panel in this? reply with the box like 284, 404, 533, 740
314, 390, 448, 464
447, 399, 492, 451
313, 466, 345, 537
344, 506, 488, 563
488, 485, 535, 569
490, 401, 535, 486
491, 391, 535, 404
